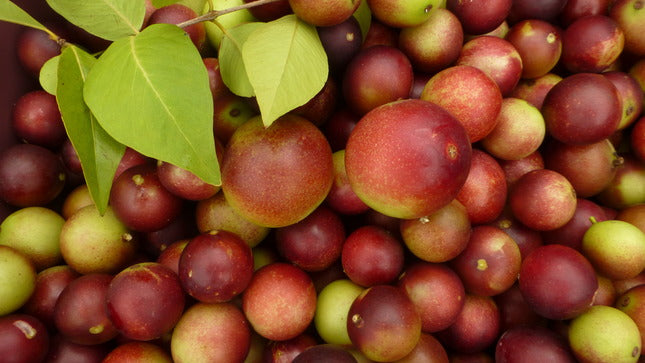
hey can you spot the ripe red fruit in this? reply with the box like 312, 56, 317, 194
345, 99, 471, 219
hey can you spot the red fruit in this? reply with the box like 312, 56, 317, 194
345, 99, 471, 219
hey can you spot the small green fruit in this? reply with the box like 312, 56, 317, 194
582, 219, 645, 280
314, 279, 364, 345
0, 245, 36, 316
0, 206, 64, 271
569, 305, 641, 363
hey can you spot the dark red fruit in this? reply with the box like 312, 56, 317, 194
178, 230, 254, 303
0, 143, 66, 207
53, 273, 118, 345
0, 314, 49, 363
16, 28, 60, 77
518, 244, 598, 320
275, 206, 345, 272
341, 225, 405, 287
109, 163, 183, 232
12, 90, 67, 149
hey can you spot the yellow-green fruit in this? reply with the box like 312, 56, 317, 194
0, 245, 36, 316
0, 206, 65, 271
203, 0, 257, 49
314, 279, 364, 345
569, 305, 642, 363
582, 219, 645, 280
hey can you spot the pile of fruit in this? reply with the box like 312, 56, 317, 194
1, 0, 645, 361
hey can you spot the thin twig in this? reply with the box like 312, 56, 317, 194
177, 0, 283, 28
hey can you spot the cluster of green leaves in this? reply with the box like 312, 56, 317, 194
0, 0, 344, 215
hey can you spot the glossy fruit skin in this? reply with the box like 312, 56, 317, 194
561, 15, 624, 73
447, 0, 511, 35
221, 114, 334, 228
11, 90, 67, 149
506, 19, 563, 79
106, 262, 185, 341
341, 225, 405, 287
495, 326, 576, 363
347, 285, 422, 362
509, 169, 577, 231
109, 163, 184, 233
398, 262, 466, 333
53, 273, 118, 345
342, 45, 414, 116
275, 206, 346, 272
451, 225, 522, 297
0, 143, 66, 207
345, 99, 471, 219
178, 230, 254, 303
542, 72, 622, 145
147, 3, 205, 50
518, 244, 598, 320
16, 27, 60, 77
0, 314, 50, 363
288, 0, 359, 27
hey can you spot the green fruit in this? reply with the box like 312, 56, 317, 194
314, 279, 364, 345
0, 206, 64, 271
203, 0, 257, 49
0, 245, 36, 316
582, 219, 645, 280
569, 305, 642, 363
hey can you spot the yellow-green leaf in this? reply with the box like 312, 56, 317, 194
242, 14, 328, 126
219, 22, 262, 98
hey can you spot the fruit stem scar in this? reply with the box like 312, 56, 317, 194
13, 320, 36, 339
446, 143, 458, 160
132, 174, 145, 185
477, 259, 488, 271
89, 324, 104, 334
352, 313, 364, 328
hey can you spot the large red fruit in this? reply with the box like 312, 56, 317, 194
221, 115, 334, 228
345, 99, 472, 219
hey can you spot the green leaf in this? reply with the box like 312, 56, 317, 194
57, 45, 125, 215
39, 55, 60, 96
45, 0, 145, 40
242, 14, 328, 126
84, 23, 220, 187
0, 0, 49, 31
219, 22, 262, 98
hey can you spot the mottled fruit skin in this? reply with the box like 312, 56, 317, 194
171, 302, 251, 363
509, 169, 577, 231
242, 263, 317, 341
610, 0, 645, 57
542, 72, 622, 145
345, 99, 471, 219
518, 244, 598, 320
420, 65, 503, 143
221, 115, 334, 228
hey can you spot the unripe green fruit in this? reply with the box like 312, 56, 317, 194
569, 305, 641, 363
0, 245, 36, 316
314, 279, 364, 345
0, 206, 64, 271
582, 219, 645, 280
